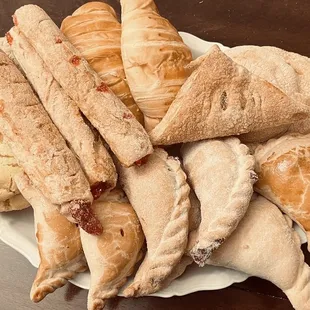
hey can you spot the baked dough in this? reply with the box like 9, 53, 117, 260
80, 189, 144, 310
182, 137, 256, 266
149, 45, 310, 145
121, 0, 192, 130
117, 148, 191, 296
207, 195, 310, 310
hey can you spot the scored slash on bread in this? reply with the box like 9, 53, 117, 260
182, 138, 256, 266
149, 45, 310, 145
207, 195, 310, 310
14, 173, 87, 303
8, 27, 117, 191
61, 2, 144, 124
0, 50, 101, 235
117, 148, 191, 296
14, 4, 153, 167
120, 0, 193, 131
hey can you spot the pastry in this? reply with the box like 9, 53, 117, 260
80, 189, 144, 310
207, 195, 310, 310
0, 136, 29, 211
9, 27, 117, 192
181, 137, 256, 266
254, 133, 310, 250
14, 5, 153, 167
14, 172, 87, 303
121, 0, 192, 131
117, 148, 191, 296
0, 50, 101, 235
149, 45, 310, 145
61, 2, 143, 124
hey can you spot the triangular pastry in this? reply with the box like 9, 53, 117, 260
149, 45, 310, 145
121, 0, 192, 130
61, 2, 143, 123
14, 173, 87, 303
80, 189, 144, 310
117, 148, 191, 296
181, 137, 256, 266
207, 195, 310, 310
254, 133, 310, 250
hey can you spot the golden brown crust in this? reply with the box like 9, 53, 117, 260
61, 2, 143, 124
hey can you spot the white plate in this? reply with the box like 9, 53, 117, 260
0, 32, 307, 297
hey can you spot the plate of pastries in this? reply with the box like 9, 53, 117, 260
0, 1, 310, 310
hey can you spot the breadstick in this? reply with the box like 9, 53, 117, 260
14, 5, 153, 167
0, 50, 101, 235
9, 27, 117, 194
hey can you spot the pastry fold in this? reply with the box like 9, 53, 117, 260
14, 173, 87, 303
9, 27, 117, 192
207, 195, 310, 310
121, 0, 192, 130
182, 138, 256, 266
254, 133, 310, 250
0, 50, 101, 235
14, 5, 153, 167
80, 190, 144, 310
117, 148, 191, 296
61, 2, 143, 124
149, 45, 310, 145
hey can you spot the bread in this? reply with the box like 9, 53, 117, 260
254, 133, 310, 250
149, 45, 310, 145
0, 50, 102, 235
9, 27, 117, 192
14, 173, 87, 303
61, 2, 143, 124
117, 148, 191, 296
207, 195, 310, 310
14, 5, 153, 167
182, 138, 256, 266
80, 190, 144, 310
121, 0, 192, 130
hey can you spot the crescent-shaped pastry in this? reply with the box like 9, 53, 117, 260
181, 137, 256, 266
14, 5, 153, 167
207, 195, 310, 310
117, 148, 191, 296
9, 27, 117, 193
14, 173, 87, 303
61, 2, 143, 124
149, 45, 310, 145
121, 0, 192, 131
80, 189, 144, 310
0, 50, 101, 234
254, 133, 310, 250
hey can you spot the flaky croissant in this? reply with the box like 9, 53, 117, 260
61, 2, 143, 123
121, 0, 192, 130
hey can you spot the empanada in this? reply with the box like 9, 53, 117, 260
149, 45, 310, 145
80, 189, 144, 310
207, 195, 310, 310
181, 137, 256, 266
14, 173, 87, 303
121, 0, 192, 130
117, 148, 191, 296
254, 133, 310, 250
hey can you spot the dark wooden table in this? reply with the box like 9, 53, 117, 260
1, 0, 310, 309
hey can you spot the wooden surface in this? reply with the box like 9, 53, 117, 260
1, 0, 310, 309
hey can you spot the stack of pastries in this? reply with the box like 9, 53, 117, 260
0, 1, 310, 309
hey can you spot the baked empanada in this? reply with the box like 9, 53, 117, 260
149, 45, 310, 145
207, 195, 310, 310
254, 133, 310, 250
14, 173, 87, 303
117, 148, 191, 296
181, 137, 256, 266
80, 190, 144, 310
